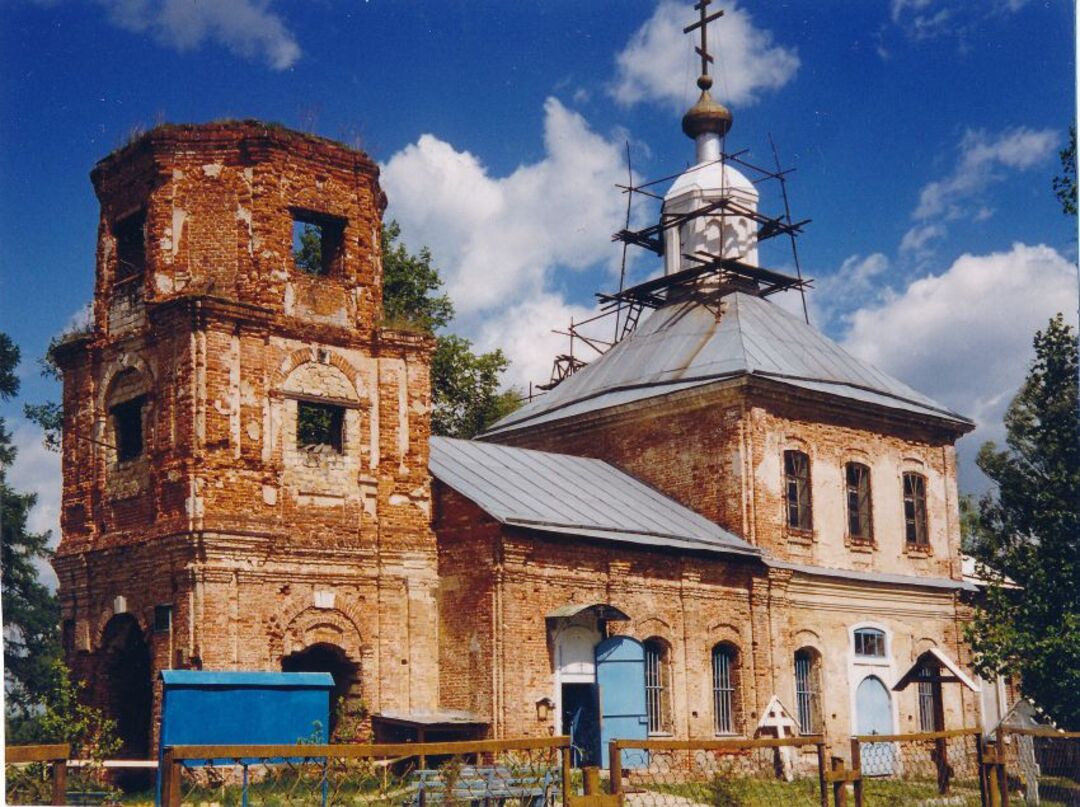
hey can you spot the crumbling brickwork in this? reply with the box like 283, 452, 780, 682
54, 122, 438, 754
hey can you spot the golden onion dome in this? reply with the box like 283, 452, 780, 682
680, 75, 733, 140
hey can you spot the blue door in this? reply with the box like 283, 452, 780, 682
596, 636, 648, 769
856, 675, 895, 775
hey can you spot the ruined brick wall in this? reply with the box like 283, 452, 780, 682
433, 485, 498, 725
54, 122, 438, 753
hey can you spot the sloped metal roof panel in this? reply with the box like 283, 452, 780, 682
430, 437, 759, 557
487, 291, 971, 434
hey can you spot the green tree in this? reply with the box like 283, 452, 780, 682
293, 222, 324, 274
380, 221, 520, 437
967, 314, 1080, 728
0, 333, 62, 731
1053, 126, 1077, 216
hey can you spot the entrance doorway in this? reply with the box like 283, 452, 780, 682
561, 683, 600, 767
856, 675, 895, 775
101, 614, 152, 760
281, 643, 357, 738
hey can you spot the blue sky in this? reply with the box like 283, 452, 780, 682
1, 0, 1077, 554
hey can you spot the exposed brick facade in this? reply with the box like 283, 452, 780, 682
55, 121, 988, 763
54, 122, 438, 754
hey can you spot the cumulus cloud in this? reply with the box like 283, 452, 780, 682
382, 97, 636, 318
474, 293, 603, 391
914, 127, 1058, 221
610, 1, 798, 110
7, 422, 61, 589
94, 0, 300, 70
842, 242, 1078, 491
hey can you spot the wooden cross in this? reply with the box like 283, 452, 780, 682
683, 0, 724, 79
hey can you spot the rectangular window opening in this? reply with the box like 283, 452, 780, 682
154, 604, 173, 633
111, 395, 146, 462
291, 211, 345, 276
297, 401, 345, 453
784, 450, 812, 531
114, 210, 147, 283
794, 650, 821, 735
917, 667, 942, 731
903, 473, 929, 545
846, 462, 873, 541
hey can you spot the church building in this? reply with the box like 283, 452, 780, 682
52, 4, 992, 763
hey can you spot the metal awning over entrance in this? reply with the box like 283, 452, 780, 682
546, 603, 631, 621
893, 648, 979, 692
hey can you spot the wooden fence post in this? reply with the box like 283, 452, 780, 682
815, 743, 828, 807
609, 742, 622, 795
582, 767, 600, 796
163, 748, 181, 807
831, 756, 847, 807
848, 739, 863, 807
997, 729, 1009, 807
935, 735, 950, 795
50, 756, 67, 806
561, 746, 573, 805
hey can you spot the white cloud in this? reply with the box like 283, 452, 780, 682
775, 252, 889, 329
6, 422, 61, 589
842, 242, 1078, 491
610, 1, 799, 110
914, 127, 1058, 221
382, 98, 636, 318
94, 0, 300, 70
474, 293, 602, 391
381, 98, 644, 390
899, 223, 945, 256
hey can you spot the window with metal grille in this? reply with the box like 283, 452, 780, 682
845, 462, 873, 540
903, 472, 929, 545
794, 648, 821, 734
644, 638, 672, 735
917, 666, 941, 731
111, 395, 146, 461
784, 450, 812, 531
712, 644, 737, 734
854, 628, 886, 658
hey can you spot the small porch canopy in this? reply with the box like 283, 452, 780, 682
893, 647, 979, 692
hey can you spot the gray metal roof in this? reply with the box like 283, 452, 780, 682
768, 558, 977, 592
486, 292, 973, 435
429, 436, 759, 558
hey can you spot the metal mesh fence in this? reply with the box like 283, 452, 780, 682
5, 761, 116, 806
855, 730, 983, 807
999, 730, 1080, 806
168, 741, 565, 807
611, 739, 826, 807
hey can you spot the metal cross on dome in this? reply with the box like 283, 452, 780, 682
683, 0, 724, 79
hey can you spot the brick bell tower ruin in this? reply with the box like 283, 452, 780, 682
52, 121, 439, 756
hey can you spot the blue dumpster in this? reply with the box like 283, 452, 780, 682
156, 670, 333, 805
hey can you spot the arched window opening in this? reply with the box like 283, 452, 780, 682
903, 472, 929, 545
644, 638, 673, 735
845, 462, 873, 540
794, 647, 823, 735
854, 628, 886, 659
106, 368, 151, 464
784, 450, 812, 531
712, 643, 739, 735
282, 643, 360, 739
